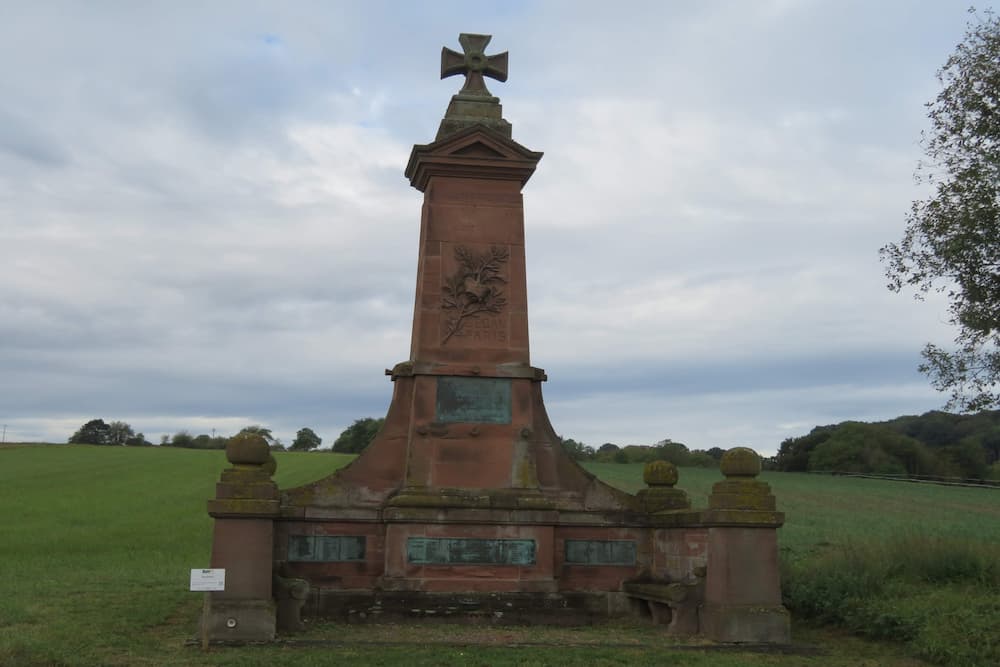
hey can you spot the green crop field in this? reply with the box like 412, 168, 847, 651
1, 445, 997, 666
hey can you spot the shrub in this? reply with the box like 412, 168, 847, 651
783, 534, 1000, 665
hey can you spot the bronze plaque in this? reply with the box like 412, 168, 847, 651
564, 540, 636, 566
435, 377, 511, 424
288, 535, 366, 562
407, 537, 535, 565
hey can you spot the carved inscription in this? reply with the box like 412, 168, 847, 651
436, 376, 512, 424
288, 535, 366, 562
407, 537, 536, 565
441, 245, 508, 344
564, 540, 637, 566
452, 315, 507, 344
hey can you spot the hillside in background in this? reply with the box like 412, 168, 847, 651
774, 410, 1000, 480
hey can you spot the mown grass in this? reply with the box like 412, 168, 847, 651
1, 446, 996, 665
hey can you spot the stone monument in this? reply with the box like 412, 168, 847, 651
201, 33, 790, 644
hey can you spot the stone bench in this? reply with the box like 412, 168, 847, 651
624, 575, 703, 636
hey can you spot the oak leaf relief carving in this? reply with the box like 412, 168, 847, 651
441, 245, 509, 344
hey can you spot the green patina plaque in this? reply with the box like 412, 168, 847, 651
564, 540, 637, 566
407, 537, 535, 565
288, 535, 366, 562
436, 377, 511, 424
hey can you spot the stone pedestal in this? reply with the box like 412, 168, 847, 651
202, 434, 280, 642
699, 448, 790, 644
636, 460, 690, 512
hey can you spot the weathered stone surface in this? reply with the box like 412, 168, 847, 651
564, 539, 637, 565
273, 574, 310, 632
719, 446, 762, 478
637, 487, 690, 512
623, 569, 705, 637
701, 525, 789, 643
226, 432, 270, 466
437, 33, 512, 139
700, 603, 791, 644
203, 599, 276, 642
643, 460, 679, 487
708, 479, 777, 511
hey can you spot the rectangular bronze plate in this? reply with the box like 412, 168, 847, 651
406, 537, 536, 565
435, 377, 512, 424
288, 535, 366, 562
564, 540, 637, 566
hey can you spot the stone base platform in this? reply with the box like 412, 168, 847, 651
306, 590, 638, 626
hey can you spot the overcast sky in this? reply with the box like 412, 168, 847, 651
0, 1, 979, 454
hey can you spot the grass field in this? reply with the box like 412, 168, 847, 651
1, 445, 997, 666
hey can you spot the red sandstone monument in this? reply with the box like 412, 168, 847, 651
202, 33, 790, 644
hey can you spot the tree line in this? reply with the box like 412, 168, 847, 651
68, 408, 1000, 481
774, 409, 1000, 480
68, 420, 324, 451
558, 437, 725, 467
64, 416, 726, 467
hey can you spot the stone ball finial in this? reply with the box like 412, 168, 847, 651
263, 453, 278, 476
719, 447, 762, 478
226, 432, 271, 466
643, 460, 679, 487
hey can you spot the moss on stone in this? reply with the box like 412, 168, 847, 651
226, 432, 270, 466
719, 447, 762, 478
643, 460, 679, 487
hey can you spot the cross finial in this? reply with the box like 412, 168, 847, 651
441, 33, 508, 97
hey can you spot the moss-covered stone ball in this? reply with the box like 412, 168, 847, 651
719, 447, 762, 478
263, 453, 278, 476
643, 460, 679, 487
226, 432, 270, 465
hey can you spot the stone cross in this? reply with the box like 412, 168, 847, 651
441, 33, 508, 97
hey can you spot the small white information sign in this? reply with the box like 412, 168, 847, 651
190, 568, 226, 592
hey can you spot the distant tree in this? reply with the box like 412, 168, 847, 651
238, 425, 274, 443
290, 428, 322, 451
778, 409, 1000, 478
68, 419, 110, 445
621, 445, 658, 464
687, 447, 724, 468
187, 434, 226, 450
125, 432, 150, 447
807, 424, 872, 474
705, 447, 727, 461
594, 443, 621, 463
881, 9, 1000, 411
106, 421, 135, 446
171, 431, 195, 448
654, 439, 691, 466
941, 438, 990, 478
775, 426, 835, 472
981, 427, 1000, 464
558, 436, 594, 461
904, 411, 961, 447
878, 432, 937, 476
332, 418, 384, 453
